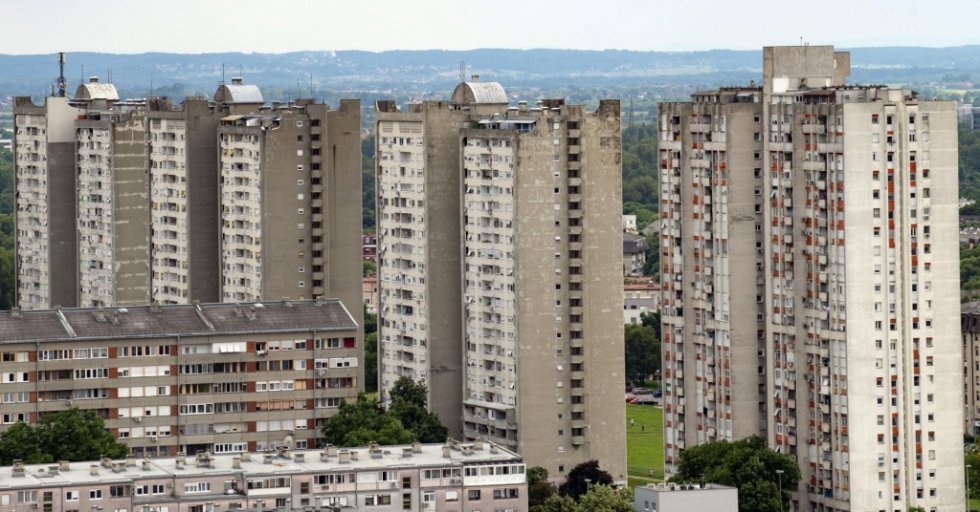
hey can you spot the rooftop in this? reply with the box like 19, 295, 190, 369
72, 77, 119, 102
0, 442, 524, 490
451, 79, 508, 105
0, 299, 357, 344
214, 78, 264, 104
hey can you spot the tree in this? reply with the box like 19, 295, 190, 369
364, 332, 378, 393
0, 422, 45, 465
967, 451, 980, 499
363, 259, 377, 277
624, 324, 659, 384
576, 485, 633, 512
671, 436, 800, 512
0, 409, 128, 465
559, 460, 614, 500
364, 305, 377, 335
528, 466, 558, 507
640, 311, 661, 343
34, 409, 128, 462
532, 494, 579, 512
387, 377, 448, 443
321, 394, 415, 447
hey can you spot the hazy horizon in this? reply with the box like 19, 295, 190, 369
4, 0, 979, 55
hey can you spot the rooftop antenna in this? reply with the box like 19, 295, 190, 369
56, 52, 67, 97
221, 63, 226, 85
309, 72, 314, 99
459, 61, 465, 83
149, 71, 153, 98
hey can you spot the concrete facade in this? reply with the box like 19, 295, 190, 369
634, 483, 738, 512
660, 46, 963, 512
0, 300, 361, 457
376, 82, 626, 482
963, 303, 980, 436
0, 442, 526, 512
13, 82, 363, 336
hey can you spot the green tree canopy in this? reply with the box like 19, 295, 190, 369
576, 484, 633, 512
558, 460, 614, 500
321, 394, 415, 447
671, 435, 800, 512
0, 409, 128, 465
387, 377, 448, 443
624, 323, 660, 384
364, 332, 378, 393
532, 494, 579, 512
528, 466, 558, 508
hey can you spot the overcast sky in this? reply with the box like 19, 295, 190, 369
4, 0, 979, 54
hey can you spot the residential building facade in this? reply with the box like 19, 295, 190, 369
963, 302, 980, 436
0, 300, 362, 457
0, 441, 526, 512
624, 278, 659, 325
376, 80, 626, 482
14, 80, 362, 327
660, 46, 963, 512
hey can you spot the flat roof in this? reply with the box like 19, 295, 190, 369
0, 300, 357, 344
0, 443, 523, 490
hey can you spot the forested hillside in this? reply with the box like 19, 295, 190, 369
0, 149, 13, 309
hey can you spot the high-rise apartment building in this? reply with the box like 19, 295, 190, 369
376, 81, 626, 481
14, 80, 362, 326
660, 46, 963, 512
217, 98, 362, 314
13, 92, 87, 309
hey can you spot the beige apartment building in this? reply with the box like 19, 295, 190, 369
660, 46, 963, 512
376, 80, 626, 481
14, 80, 362, 324
0, 300, 361, 458
0, 441, 526, 512
217, 98, 362, 316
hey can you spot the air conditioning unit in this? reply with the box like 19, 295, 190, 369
133, 417, 142, 423
149, 436, 158, 442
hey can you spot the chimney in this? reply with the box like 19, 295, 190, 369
350, 450, 359, 461
293, 453, 305, 462
263, 454, 274, 465
412, 441, 422, 454
442, 445, 452, 459
401, 447, 413, 459
142, 460, 151, 471
89, 464, 99, 476
89, 76, 99, 83
126, 456, 137, 467
12, 460, 25, 477
518, 101, 528, 112
338, 450, 351, 464
48, 465, 59, 475
473, 440, 484, 451
231, 77, 243, 85
232, 456, 242, 469
58, 460, 69, 472
490, 444, 499, 454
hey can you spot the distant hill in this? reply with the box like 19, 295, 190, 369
3, 46, 980, 100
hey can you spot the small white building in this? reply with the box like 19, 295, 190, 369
634, 483, 738, 512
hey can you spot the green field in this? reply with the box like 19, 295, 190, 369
626, 404, 664, 488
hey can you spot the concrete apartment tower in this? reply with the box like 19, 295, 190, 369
376, 80, 626, 481
660, 46, 963, 511
13, 93, 85, 309
14, 79, 362, 327
216, 98, 363, 323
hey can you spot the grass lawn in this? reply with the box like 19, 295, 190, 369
626, 404, 664, 488
971, 498, 980, 512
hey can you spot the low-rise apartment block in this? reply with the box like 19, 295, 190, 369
0, 300, 362, 458
0, 441, 526, 512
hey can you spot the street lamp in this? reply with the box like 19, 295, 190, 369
968, 464, 972, 510
775, 469, 785, 512
585, 478, 592, 494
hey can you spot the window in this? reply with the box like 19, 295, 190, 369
468, 490, 481, 500
89, 490, 103, 500
184, 482, 212, 494
65, 491, 79, 501
445, 491, 459, 502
